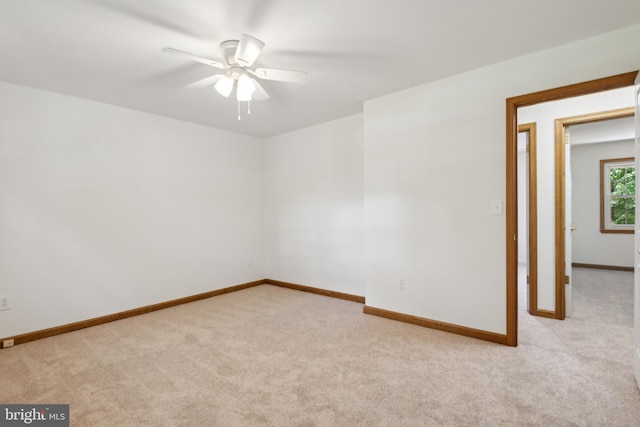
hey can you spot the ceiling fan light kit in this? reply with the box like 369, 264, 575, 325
236, 74, 255, 100
163, 34, 307, 120
214, 75, 234, 97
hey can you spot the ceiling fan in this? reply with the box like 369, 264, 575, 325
162, 34, 307, 119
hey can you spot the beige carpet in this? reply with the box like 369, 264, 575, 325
1, 269, 639, 426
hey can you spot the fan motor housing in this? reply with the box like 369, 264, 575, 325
220, 40, 240, 65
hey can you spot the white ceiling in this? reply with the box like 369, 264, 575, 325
1, 0, 639, 138
570, 115, 635, 145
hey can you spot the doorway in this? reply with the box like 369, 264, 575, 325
504, 71, 638, 346
517, 123, 539, 316
555, 107, 635, 319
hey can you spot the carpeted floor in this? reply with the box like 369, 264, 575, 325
1, 268, 639, 426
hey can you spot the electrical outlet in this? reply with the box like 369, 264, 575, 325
3, 339, 14, 348
0, 295, 9, 311
398, 277, 406, 289
248, 258, 254, 268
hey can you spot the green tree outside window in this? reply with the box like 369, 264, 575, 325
609, 166, 635, 225
601, 157, 635, 234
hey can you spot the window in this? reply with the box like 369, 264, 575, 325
600, 157, 635, 234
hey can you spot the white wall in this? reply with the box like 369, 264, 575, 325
0, 81, 264, 338
572, 140, 635, 267
263, 115, 365, 296
518, 88, 634, 310
363, 24, 640, 334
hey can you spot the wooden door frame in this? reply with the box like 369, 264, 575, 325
555, 106, 636, 320
505, 71, 638, 346
517, 123, 540, 317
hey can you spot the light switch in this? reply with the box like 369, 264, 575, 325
491, 200, 504, 216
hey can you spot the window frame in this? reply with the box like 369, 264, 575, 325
600, 157, 635, 234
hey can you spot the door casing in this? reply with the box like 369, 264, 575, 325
554, 107, 635, 320
517, 123, 541, 317
505, 71, 638, 346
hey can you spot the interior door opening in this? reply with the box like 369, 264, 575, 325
505, 71, 638, 347
517, 123, 538, 315
555, 107, 635, 319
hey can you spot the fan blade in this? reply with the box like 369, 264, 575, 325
234, 34, 265, 67
187, 74, 225, 89
162, 47, 226, 69
252, 68, 307, 84
250, 78, 270, 101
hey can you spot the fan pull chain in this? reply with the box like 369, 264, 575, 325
236, 100, 252, 121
